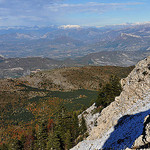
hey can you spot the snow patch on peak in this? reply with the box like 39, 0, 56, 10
59, 25, 81, 29
121, 33, 141, 38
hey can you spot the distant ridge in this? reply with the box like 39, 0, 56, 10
0, 50, 149, 78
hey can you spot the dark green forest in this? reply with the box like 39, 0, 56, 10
0, 105, 87, 150
0, 75, 122, 150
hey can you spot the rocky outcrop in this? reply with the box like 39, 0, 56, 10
132, 115, 150, 149
72, 56, 150, 150
78, 104, 100, 132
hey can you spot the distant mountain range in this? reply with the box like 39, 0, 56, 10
0, 23, 150, 78
0, 23, 150, 59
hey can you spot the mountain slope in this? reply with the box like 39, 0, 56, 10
76, 50, 150, 67
19, 66, 133, 91
0, 57, 81, 78
0, 65, 134, 144
72, 56, 150, 150
0, 65, 133, 110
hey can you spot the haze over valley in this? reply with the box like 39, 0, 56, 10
0, 23, 150, 78
0, 23, 150, 59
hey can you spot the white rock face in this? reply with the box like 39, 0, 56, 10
78, 103, 100, 132
71, 56, 150, 150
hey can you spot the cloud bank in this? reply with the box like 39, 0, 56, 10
0, 0, 146, 26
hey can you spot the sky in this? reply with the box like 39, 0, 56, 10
0, 0, 149, 27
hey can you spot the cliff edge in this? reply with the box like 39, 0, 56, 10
72, 56, 150, 150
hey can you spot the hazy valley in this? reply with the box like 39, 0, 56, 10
0, 23, 150, 59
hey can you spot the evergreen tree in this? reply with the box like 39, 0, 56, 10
64, 130, 72, 150
55, 104, 69, 149
46, 131, 61, 150
72, 112, 79, 140
80, 115, 87, 135
95, 75, 122, 108
110, 75, 122, 96
54, 104, 77, 149
30, 128, 37, 150
37, 120, 48, 150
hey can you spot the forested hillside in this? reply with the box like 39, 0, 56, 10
0, 65, 133, 149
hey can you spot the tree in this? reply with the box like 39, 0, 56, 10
64, 130, 72, 150
110, 75, 122, 96
55, 105, 66, 149
37, 120, 48, 150
47, 119, 54, 133
80, 115, 87, 135
72, 112, 79, 140
46, 132, 61, 150
54, 104, 76, 149
95, 75, 122, 108
30, 128, 37, 150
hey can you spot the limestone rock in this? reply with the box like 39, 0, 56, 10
71, 56, 150, 150
125, 148, 132, 150
132, 115, 150, 149
78, 103, 100, 132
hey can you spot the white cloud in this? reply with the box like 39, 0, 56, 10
0, 0, 145, 26
47, 2, 143, 13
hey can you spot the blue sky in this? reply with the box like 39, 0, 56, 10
0, 0, 149, 26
